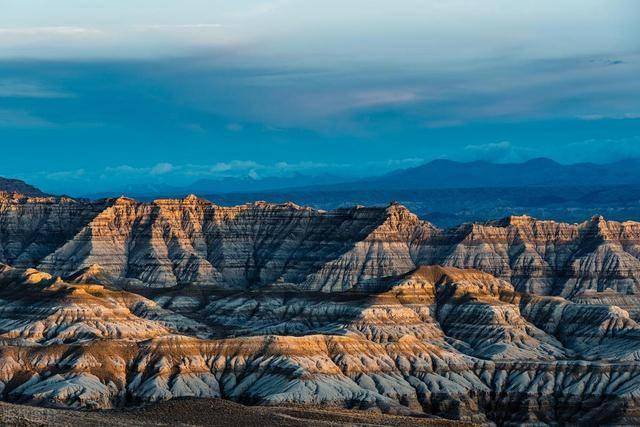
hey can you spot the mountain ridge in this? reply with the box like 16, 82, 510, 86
2, 192, 640, 297
291, 157, 640, 191
0, 177, 47, 197
59, 157, 640, 199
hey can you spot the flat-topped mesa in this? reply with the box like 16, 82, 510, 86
252, 200, 305, 209
152, 194, 213, 206
451, 215, 580, 243
580, 214, 640, 240
479, 214, 640, 242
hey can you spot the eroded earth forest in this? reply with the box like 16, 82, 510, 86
1, 191, 640, 424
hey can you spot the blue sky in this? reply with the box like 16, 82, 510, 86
0, 0, 639, 194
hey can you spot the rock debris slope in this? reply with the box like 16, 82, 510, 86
1, 194, 640, 423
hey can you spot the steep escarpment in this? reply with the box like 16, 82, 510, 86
423, 215, 640, 297
38, 197, 407, 290
1, 195, 640, 422
2, 194, 640, 297
0, 194, 106, 268
302, 203, 437, 291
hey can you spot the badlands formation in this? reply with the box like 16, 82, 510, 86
2, 192, 640, 423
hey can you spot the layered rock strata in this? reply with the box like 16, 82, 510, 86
0, 195, 634, 298
0, 194, 106, 267
1, 264, 640, 424
2, 195, 640, 423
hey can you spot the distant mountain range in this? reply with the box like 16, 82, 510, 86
186, 173, 349, 194
5, 158, 640, 228
75, 158, 640, 198
298, 158, 640, 191
81, 173, 350, 199
200, 185, 640, 227
192, 158, 640, 227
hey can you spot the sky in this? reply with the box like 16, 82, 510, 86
0, 0, 639, 194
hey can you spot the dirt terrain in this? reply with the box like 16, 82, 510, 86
0, 398, 461, 426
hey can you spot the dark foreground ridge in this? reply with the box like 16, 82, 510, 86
0, 398, 458, 427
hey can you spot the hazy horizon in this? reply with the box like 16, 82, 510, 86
8, 155, 640, 197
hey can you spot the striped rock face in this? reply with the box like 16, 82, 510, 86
2, 194, 640, 296
0, 264, 640, 424
2, 195, 640, 423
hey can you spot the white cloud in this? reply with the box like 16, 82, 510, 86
36, 158, 428, 192
561, 137, 640, 163
135, 24, 223, 31
46, 168, 85, 181
0, 1, 636, 65
379, 158, 425, 168
207, 160, 260, 173
150, 162, 174, 175
465, 141, 511, 158
225, 123, 243, 132
0, 80, 73, 98
274, 161, 336, 171
464, 141, 535, 162
0, 109, 54, 128
578, 113, 640, 121
350, 90, 422, 108
0, 26, 101, 36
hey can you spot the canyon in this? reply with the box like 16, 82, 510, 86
2, 191, 640, 424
